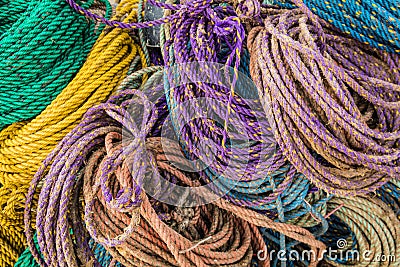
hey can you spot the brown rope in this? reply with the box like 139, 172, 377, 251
84, 134, 268, 266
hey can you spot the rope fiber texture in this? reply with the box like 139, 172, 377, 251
320, 195, 400, 266
248, 6, 400, 196
0, 0, 146, 264
24, 68, 269, 266
274, 0, 400, 53
0, 0, 107, 129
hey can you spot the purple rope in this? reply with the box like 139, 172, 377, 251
161, 0, 299, 208
24, 87, 166, 266
65, 0, 212, 29
248, 7, 400, 196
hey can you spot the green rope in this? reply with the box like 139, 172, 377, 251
0, 0, 111, 130
0, 0, 29, 34
14, 235, 40, 267
14, 234, 116, 267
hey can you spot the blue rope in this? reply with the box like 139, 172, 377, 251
376, 180, 400, 218
272, 0, 400, 53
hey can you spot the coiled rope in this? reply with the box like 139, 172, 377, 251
319, 196, 400, 266
248, 6, 400, 196
24, 66, 328, 266
84, 137, 265, 266
23, 69, 162, 267
0, 0, 145, 264
14, 235, 119, 267
161, 0, 277, 210
158, 2, 333, 265
24, 68, 267, 266
0, 0, 109, 129
273, 0, 400, 53
264, 194, 400, 266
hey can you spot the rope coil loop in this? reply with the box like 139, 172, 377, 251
274, 0, 400, 53
24, 65, 270, 266
248, 7, 400, 196
320, 196, 400, 266
24, 67, 162, 267
0, 0, 110, 129
0, 0, 148, 264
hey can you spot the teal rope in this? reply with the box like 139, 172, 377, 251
14, 239, 39, 267
15, 235, 119, 267
0, 0, 111, 129
273, 0, 400, 53
0, 0, 29, 34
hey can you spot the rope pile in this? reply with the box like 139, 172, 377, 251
0, 0, 397, 266
24, 68, 330, 266
274, 0, 400, 53
24, 72, 268, 266
0, 0, 146, 264
0, 0, 108, 130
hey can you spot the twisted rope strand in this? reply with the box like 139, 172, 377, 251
0, 0, 145, 264
0, 0, 109, 129
274, 0, 400, 53
248, 7, 400, 196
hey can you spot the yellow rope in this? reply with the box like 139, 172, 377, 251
0, 0, 145, 265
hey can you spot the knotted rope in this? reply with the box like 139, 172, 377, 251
248, 6, 400, 196
0, 0, 109, 129
0, 0, 145, 264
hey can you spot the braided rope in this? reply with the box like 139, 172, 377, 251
0, 0, 109, 129
0, 0, 146, 264
248, 6, 400, 196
